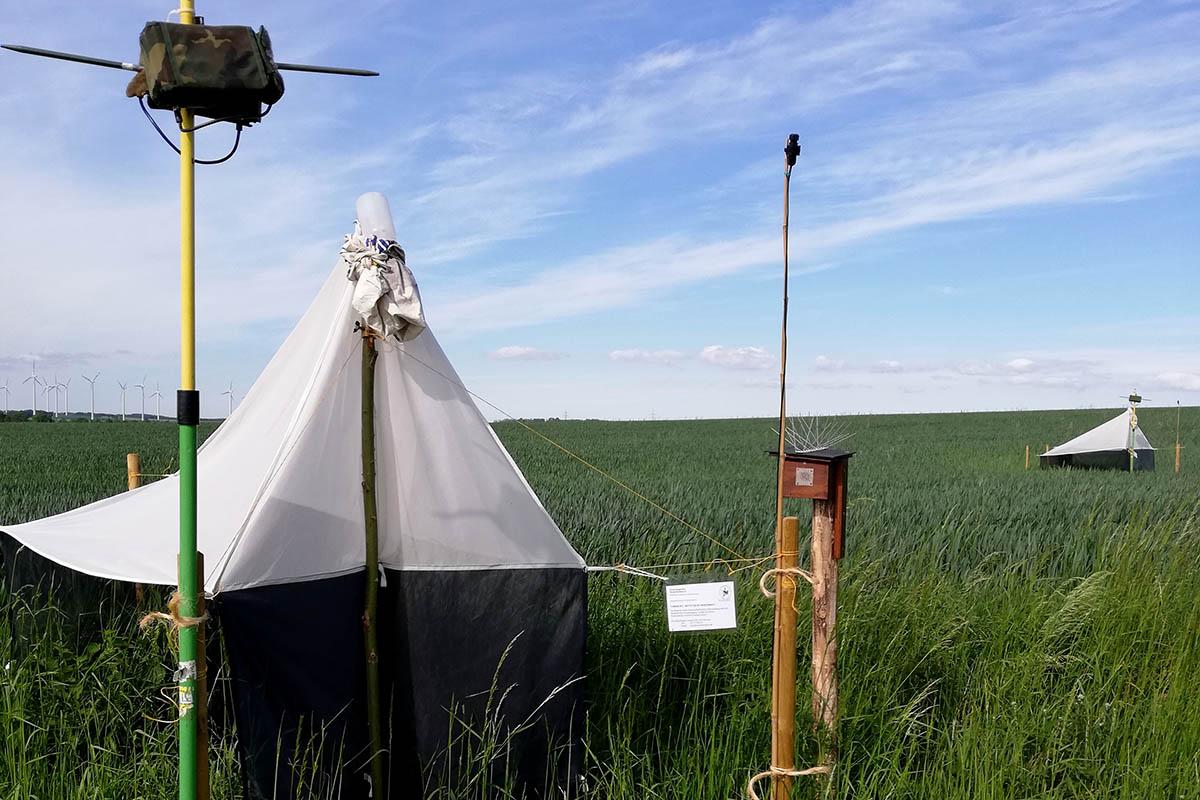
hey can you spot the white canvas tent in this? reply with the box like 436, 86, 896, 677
1040, 409, 1155, 470
0, 194, 587, 798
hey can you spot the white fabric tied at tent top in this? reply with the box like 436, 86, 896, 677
342, 231, 426, 341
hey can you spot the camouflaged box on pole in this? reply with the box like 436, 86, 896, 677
138, 22, 284, 123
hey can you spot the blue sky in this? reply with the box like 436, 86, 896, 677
0, 0, 1197, 420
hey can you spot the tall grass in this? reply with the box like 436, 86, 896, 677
2, 408, 1199, 797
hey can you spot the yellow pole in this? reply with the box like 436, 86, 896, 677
180, 3, 196, 392
1025, 445, 1030, 470
176, 6, 203, 800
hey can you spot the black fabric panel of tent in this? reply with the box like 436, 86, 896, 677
2, 534, 587, 798
218, 566, 586, 798
1040, 448, 1155, 470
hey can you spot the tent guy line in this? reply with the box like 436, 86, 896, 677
388, 342, 749, 562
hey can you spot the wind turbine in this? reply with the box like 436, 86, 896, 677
22, 361, 41, 415
0, 378, 9, 414
134, 376, 147, 422
150, 381, 163, 421
118, 381, 128, 422
46, 373, 62, 416
43, 379, 59, 417
221, 380, 235, 417
82, 372, 100, 421
59, 376, 71, 417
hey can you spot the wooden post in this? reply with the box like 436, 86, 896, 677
127, 453, 144, 604
771, 516, 801, 798
195, 552, 209, 800
127, 452, 141, 490
360, 332, 386, 797
1176, 403, 1183, 474
1025, 445, 1030, 470
811, 498, 839, 769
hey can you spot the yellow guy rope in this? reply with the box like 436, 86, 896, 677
393, 347, 748, 562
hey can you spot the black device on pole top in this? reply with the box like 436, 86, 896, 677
3, 20, 377, 129
784, 133, 801, 167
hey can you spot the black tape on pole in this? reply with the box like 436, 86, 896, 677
177, 390, 200, 426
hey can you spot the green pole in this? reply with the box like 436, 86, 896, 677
360, 333, 385, 795
178, 424, 199, 800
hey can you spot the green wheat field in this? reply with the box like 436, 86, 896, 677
2, 406, 1198, 798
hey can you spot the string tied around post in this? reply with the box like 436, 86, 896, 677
758, 565, 814, 598
746, 764, 831, 800
139, 590, 208, 641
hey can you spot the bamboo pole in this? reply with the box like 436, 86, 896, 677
771, 516, 801, 798
360, 332, 385, 796
1025, 445, 1030, 470
1176, 442, 1182, 474
771, 133, 800, 800
811, 498, 839, 770
127, 454, 144, 604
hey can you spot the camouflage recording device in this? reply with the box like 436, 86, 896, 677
130, 22, 284, 124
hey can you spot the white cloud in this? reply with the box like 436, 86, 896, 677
609, 349, 686, 365
872, 360, 905, 373
814, 355, 846, 371
489, 346, 567, 361
700, 345, 774, 370
1157, 371, 1200, 391
1006, 357, 1036, 372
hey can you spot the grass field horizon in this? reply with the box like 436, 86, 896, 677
2, 405, 1199, 798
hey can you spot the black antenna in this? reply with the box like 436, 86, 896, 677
275, 62, 378, 77
1, 44, 139, 71
1, 43, 379, 77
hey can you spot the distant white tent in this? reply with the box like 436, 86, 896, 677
1041, 409, 1155, 470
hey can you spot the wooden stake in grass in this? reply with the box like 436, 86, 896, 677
771, 516, 801, 798
1177, 402, 1183, 475
127, 453, 144, 604
126, 452, 141, 491
360, 331, 386, 797
1025, 445, 1030, 470
811, 496, 839, 768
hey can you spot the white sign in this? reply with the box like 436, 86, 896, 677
795, 467, 814, 486
665, 581, 737, 632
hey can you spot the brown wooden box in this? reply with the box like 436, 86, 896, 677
770, 448, 854, 560
781, 458, 831, 500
